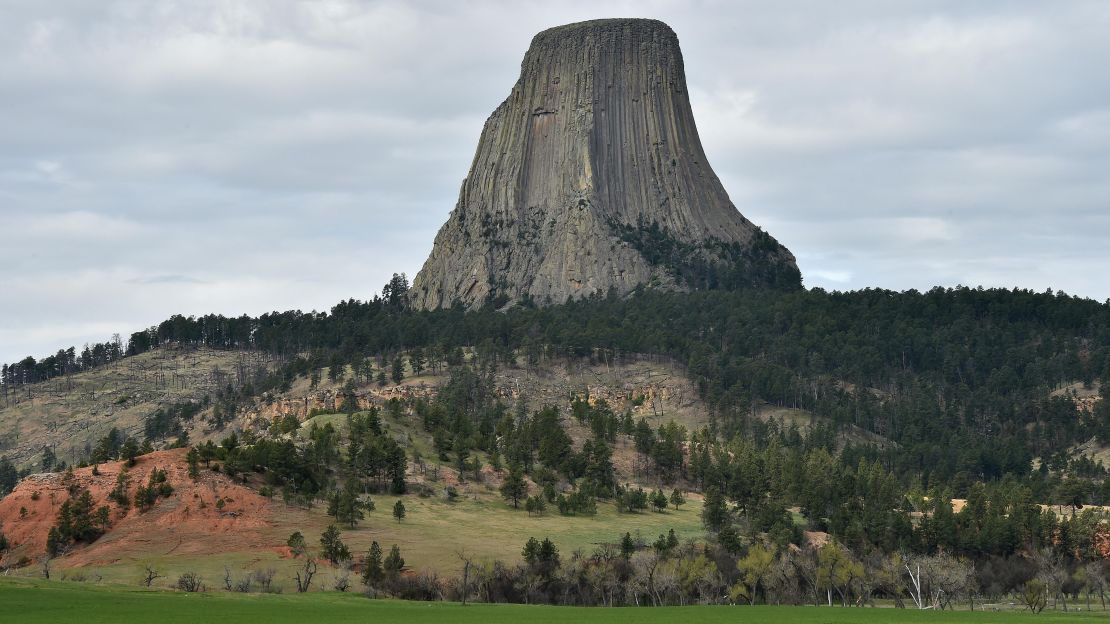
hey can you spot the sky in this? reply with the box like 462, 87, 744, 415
2, 0, 1109, 364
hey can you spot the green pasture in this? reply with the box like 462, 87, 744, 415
2, 578, 1106, 624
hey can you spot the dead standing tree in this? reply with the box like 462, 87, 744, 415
456, 550, 476, 606
295, 558, 317, 593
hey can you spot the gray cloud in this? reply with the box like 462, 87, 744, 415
2, 0, 1108, 363
126, 274, 207, 284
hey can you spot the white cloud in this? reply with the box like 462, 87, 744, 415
808, 269, 853, 285
1, 211, 149, 242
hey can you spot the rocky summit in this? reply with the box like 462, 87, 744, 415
411, 18, 800, 310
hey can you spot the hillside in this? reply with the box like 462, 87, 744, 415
0, 349, 725, 582
0, 348, 272, 470
1, 285, 1108, 605
236, 350, 888, 479
1, 339, 893, 488
0, 345, 897, 585
0, 450, 272, 568
0, 446, 705, 586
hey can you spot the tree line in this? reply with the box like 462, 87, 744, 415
5, 281, 1109, 495
1, 336, 124, 386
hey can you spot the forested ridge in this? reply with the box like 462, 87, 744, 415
6, 282, 1110, 490
4, 281, 1110, 606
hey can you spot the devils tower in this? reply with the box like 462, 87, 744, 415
411, 18, 800, 310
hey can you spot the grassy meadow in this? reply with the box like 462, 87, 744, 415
2, 578, 1107, 624
3, 486, 705, 588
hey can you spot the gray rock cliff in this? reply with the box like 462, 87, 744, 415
411, 18, 799, 310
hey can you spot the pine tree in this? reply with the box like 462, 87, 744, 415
583, 436, 616, 496
392, 499, 406, 523
41, 446, 56, 472
525, 495, 546, 516
500, 465, 527, 509
702, 486, 729, 532
46, 526, 64, 557
384, 544, 405, 581
670, 488, 686, 510
651, 488, 669, 512
619, 486, 648, 513
133, 484, 150, 511
538, 537, 559, 568
453, 435, 470, 474
320, 524, 350, 563
388, 445, 407, 495
522, 537, 540, 567
186, 447, 200, 481
327, 355, 345, 383
410, 348, 426, 375
94, 506, 111, 531
620, 532, 636, 558
330, 480, 365, 529
391, 357, 405, 385
70, 490, 98, 540
120, 437, 140, 467
361, 541, 384, 587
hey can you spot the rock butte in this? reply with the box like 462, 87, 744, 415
411, 18, 799, 310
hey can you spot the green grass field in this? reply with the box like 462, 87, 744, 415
2, 578, 1107, 624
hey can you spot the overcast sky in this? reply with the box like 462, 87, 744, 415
2, 1, 1109, 364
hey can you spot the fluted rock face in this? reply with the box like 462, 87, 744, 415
411, 18, 799, 310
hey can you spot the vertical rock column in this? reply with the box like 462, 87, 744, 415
411, 18, 797, 310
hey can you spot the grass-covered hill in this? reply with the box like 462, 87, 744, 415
0, 447, 705, 586
0, 347, 272, 469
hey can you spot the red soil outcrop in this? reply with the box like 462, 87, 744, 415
0, 449, 276, 567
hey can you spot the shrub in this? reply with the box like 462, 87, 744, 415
253, 568, 276, 593
176, 572, 204, 592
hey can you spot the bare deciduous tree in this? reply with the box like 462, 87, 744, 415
142, 564, 163, 587
1085, 561, 1107, 611
926, 554, 974, 610
176, 572, 204, 593
904, 558, 925, 609
456, 549, 475, 606
1035, 548, 1070, 611
295, 558, 317, 593
904, 553, 975, 611
253, 568, 276, 593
